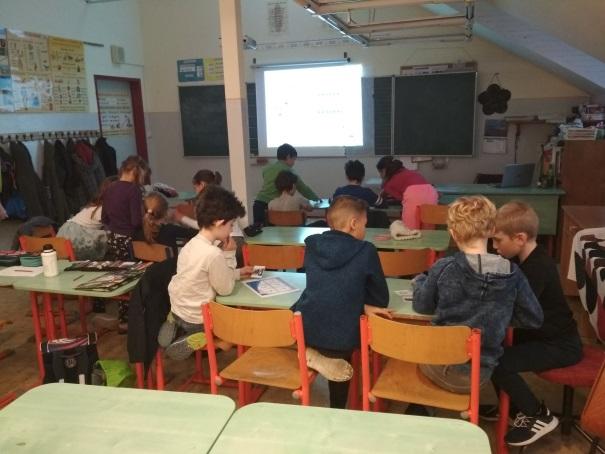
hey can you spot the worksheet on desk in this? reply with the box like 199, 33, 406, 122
0, 266, 43, 277
244, 277, 299, 298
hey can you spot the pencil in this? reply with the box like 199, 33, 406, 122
73, 274, 85, 281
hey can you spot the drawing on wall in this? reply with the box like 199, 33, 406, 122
7, 29, 52, 112
0, 28, 14, 112
99, 92, 133, 135
268, 2, 288, 34
49, 36, 88, 112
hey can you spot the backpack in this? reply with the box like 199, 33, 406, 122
41, 333, 99, 384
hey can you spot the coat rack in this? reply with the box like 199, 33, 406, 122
0, 130, 101, 144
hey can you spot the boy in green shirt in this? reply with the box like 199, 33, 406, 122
253, 143, 319, 225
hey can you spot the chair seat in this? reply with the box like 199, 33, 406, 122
220, 347, 302, 390
371, 358, 470, 411
537, 345, 605, 388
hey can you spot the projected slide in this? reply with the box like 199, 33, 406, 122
264, 64, 363, 148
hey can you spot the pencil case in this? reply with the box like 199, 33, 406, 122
0, 256, 20, 266
20, 255, 43, 267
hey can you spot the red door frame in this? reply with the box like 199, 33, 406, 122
94, 75, 148, 161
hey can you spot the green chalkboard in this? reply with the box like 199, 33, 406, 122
178, 84, 258, 156
393, 72, 476, 156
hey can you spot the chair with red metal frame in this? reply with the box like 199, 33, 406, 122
267, 210, 306, 226
416, 204, 449, 230
360, 314, 481, 424
536, 345, 605, 436
377, 249, 434, 278
202, 301, 316, 407
19, 235, 87, 337
244, 244, 305, 270
581, 359, 605, 454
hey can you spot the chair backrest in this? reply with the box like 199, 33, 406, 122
19, 235, 75, 260
581, 360, 605, 438
378, 249, 432, 277
267, 210, 305, 226
244, 244, 305, 269
366, 314, 475, 365
206, 301, 295, 347
31, 225, 56, 238
417, 204, 449, 229
132, 241, 173, 263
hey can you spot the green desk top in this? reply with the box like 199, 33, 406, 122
436, 184, 565, 196
210, 402, 490, 454
247, 227, 450, 251
12, 261, 140, 298
216, 271, 429, 320
0, 383, 235, 454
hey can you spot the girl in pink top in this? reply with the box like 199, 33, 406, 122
376, 157, 437, 229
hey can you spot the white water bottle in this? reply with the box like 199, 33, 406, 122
41, 244, 59, 277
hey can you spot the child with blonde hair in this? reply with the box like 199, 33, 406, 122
413, 195, 543, 393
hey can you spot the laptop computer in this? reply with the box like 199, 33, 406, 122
492, 163, 535, 188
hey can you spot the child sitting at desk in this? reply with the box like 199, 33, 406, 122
333, 160, 381, 206
292, 196, 391, 408
268, 170, 313, 214
412, 196, 543, 393
159, 186, 253, 360
491, 201, 582, 447
253, 143, 319, 225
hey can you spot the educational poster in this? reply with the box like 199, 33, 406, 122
98, 92, 133, 136
0, 28, 14, 112
7, 29, 52, 112
482, 119, 508, 154
203, 58, 223, 81
48, 37, 88, 112
268, 2, 288, 34
177, 58, 204, 82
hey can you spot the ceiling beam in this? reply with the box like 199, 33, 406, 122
347, 15, 466, 34
299, 0, 465, 15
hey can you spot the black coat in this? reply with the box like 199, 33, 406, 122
10, 141, 50, 218
127, 257, 177, 369
94, 137, 118, 177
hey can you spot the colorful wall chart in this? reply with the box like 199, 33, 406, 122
98, 91, 133, 135
0, 27, 88, 113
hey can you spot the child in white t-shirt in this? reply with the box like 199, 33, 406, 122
57, 176, 117, 260
268, 170, 312, 213
159, 185, 253, 360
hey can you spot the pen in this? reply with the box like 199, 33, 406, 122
73, 274, 85, 281
14, 269, 33, 273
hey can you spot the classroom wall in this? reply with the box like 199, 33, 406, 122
140, 0, 589, 206
0, 0, 144, 174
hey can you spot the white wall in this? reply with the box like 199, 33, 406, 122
0, 0, 144, 172
140, 0, 589, 211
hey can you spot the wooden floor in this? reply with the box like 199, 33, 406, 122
0, 219, 600, 453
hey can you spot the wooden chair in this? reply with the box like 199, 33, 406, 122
417, 204, 449, 229
581, 359, 605, 453
131, 241, 173, 262
267, 210, 306, 226
377, 249, 434, 277
31, 225, 56, 238
360, 314, 481, 424
19, 235, 87, 337
202, 301, 315, 407
244, 244, 305, 270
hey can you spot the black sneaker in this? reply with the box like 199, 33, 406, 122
505, 406, 559, 447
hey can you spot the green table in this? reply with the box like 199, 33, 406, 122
217, 271, 429, 321
210, 402, 490, 453
168, 191, 196, 207
436, 184, 565, 236
0, 383, 235, 453
246, 227, 450, 251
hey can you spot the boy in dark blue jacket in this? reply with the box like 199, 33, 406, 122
413, 196, 543, 394
292, 196, 391, 408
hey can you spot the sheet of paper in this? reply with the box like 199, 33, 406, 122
244, 277, 299, 298
0, 266, 44, 277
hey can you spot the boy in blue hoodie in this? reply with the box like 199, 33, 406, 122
292, 195, 391, 408
413, 196, 543, 393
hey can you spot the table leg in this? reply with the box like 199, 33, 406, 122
29, 292, 45, 382
42, 292, 57, 340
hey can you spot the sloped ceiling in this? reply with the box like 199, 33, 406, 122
424, 0, 605, 98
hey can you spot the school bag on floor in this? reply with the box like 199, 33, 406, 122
41, 333, 99, 384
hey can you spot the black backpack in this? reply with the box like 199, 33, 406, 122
41, 333, 99, 384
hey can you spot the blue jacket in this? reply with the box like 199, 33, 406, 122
413, 252, 543, 379
292, 230, 389, 351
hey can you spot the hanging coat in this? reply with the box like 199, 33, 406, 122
64, 139, 88, 213
94, 137, 118, 177
73, 141, 106, 202
42, 140, 70, 224
10, 141, 50, 219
